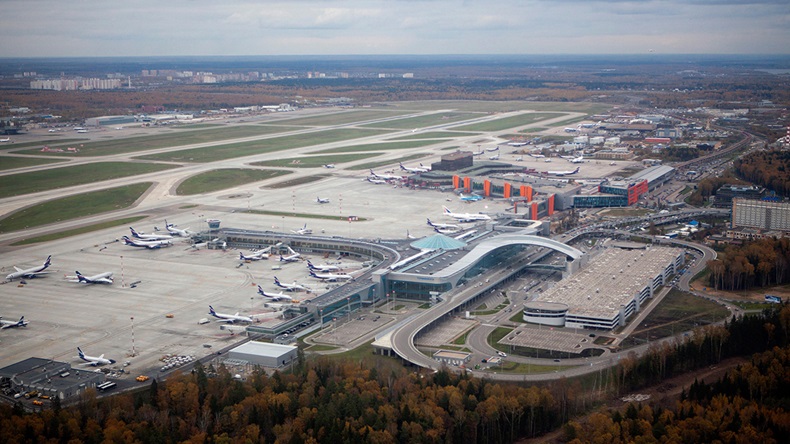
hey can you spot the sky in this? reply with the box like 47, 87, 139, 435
1, 0, 788, 57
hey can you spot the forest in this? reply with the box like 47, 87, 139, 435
734, 150, 790, 198
1, 303, 788, 443
707, 237, 790, 291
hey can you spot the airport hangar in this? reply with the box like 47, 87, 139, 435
206, 219, 586, 337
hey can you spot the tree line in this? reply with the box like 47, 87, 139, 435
707, 238, 790, 291
734, 149, 790, 198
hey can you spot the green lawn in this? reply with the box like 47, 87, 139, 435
0, 162, 177, 198
7, 138, 87, 150
384, 100, 611, 114
251, 153, 383, 168
11, 216, 149, 245
0, 183, 152, 233
136, 128, 391, 163
360, 112, 481, 130
264, 174, 331, 189
0, 156, 67, 171
387, 131, 479, 141
14, 125, 295, 157
176, 169, 291, 195
269, 110, 411, 126
449, 112, 566, 132
346, 153, 428, 171
310, 140, 438, 154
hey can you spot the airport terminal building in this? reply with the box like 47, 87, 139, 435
523, 246, 684, 330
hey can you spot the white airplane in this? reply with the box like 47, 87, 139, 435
291, 224, 312, 235
472, 150, 484, 157
130, 227, 172, 241
208, 305, 252, 324
610, 161, 617, 166
546, 167, 580, 177
323, 164, 335, 168
564, 127, 578, 133
77, 347, 116, 366
69, 271, 114, 284
1, 316, 28, 329
419, 163, 432, 171
309, 270, 354, 282
366, 177, 388, 184
486, 146, 499, 152
316, 197, 330, 204
442, 206, 492, 222
274, 276, 311, 292
568, 156, 584, 164
399, 162, 429, 173
257, 285, 293, 301
507, 141, 528, 147
434, 226, 460, 235
6, 255, 52, 281
514, 156, 523, 161
369, 169, 403, 181
406, 230, 416, 240
307, 260, 340, 272
0, 137, 11, 142
544, 158, 552, 162
489, 154, 500, 160
165, 220, 191, 237
459, 193, 483, 202
239, 249, 269, 261
122, 236, 172, 249
264, 302, 292, 311
426, 218, 459, 230
529, 153, 545, 158
279, 247, 301, 262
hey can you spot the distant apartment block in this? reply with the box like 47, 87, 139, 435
31, 78, 121, 91
732, 198, 790, 232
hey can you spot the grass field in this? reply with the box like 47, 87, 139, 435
0, 183, 152, 234
266, 109, 411, 126
7, 138, 87, 150
619, 289, 731, 349
0, 162, 177, 198
386, 100, 611, 114
387, 131, 479, 140
264, 174, 331, 189
0, 156, 66, 171
240, 209, 368, 222
360, 112, 481, 130
251, 153, 383, 168
309, 140, 438, 154
449, 112, 566, 132
15, 125, 296, 157
136, 128, 391, 163
346, 153, 428, 170
175, 169, 291, 195
11, 215, 149, 245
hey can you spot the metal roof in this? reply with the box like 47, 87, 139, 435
410, 234, 468, 251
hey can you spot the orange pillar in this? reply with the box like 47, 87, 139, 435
483, 180, 491, 197
526, 186, 533, 202
463, 177, 472, 192
452, 175, 460, 189
531, 202, 538, 219
503, 182, 511, 199
548, 194, 555, 216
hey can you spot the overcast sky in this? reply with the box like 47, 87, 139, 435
2, 0, 788, 57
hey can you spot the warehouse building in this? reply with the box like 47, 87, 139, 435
732, 198, 790, 232
0, 357, 106, 401
227, 341, 298, 368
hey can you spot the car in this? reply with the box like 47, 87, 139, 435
497, 352, 507, 358
32, 400, 44, 406
553, 359, 561, 362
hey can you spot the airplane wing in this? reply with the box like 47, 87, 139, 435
13, 266, 23, 272
94, 277, 113, 284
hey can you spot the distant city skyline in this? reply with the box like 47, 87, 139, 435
2, 0, 788, 58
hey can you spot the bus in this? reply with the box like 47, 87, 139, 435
97, 381, 117, 391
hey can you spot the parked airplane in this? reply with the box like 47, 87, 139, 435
239, 248, 270, 261
316, 197, 330, 204
264, 302, 292, 311
459, 193, 483, 202
507, 141, 528, 147
546, 167, 580, 177
406, 230, 416, 240
291, 224, 312, 235
472, 150, 484, 157
279, 247, 301, 262
122, 236, 171, 249
426, 218, 460, 230
568, 156, 584, 164
309, 270, 354, 282
0, 137, 11, 142
77, 347, 116, 366
274, 276, 311, 292
489, 154, 500, 160
366, 177, 388, 185
486, 146, 499, 152
69, 271, 114, 284
434, 226, 460, 235
369, 169, 403, 181
529, 153, 545, 158
6, 255, 52, 281
208, 305, 252, 324
564, 127, 579, 133
1, 316, 28, 329
323, 164, 335, 168
419, 163, 432, 171
442, 206, 492, 222
130, 227, 172, 241
164, 220, 191, 237
307, 260, 340, 272
257, 285, 293, 301
399, 162, 429, 173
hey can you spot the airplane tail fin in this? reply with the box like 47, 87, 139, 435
443, 206, 452, 214
44, 255, 52, 267
208, 305, 216, 315
130, 227, 139, 237
77, 347, 84, 357
274, 276, 281, 284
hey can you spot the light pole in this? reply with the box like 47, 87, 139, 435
130, 316, 136, 356
120, 255, 125, 288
